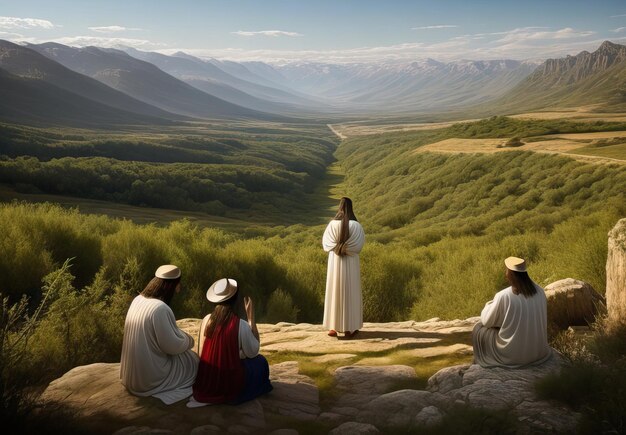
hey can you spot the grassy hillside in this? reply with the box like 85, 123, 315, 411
2, 117, 624, 320
335, 117, 626, 319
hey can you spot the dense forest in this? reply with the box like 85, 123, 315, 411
0, 121, 337, 217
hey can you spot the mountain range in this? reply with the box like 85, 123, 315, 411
120, 47, 325, 115
479, 40, 626, 114
0, 39, 624, 127
268, 59, 540, 113
26, 42, 279, 121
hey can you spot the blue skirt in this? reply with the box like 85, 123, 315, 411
231, 354, 273, 404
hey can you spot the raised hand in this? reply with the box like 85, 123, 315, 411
244, 296, 259, 341
244, 296, 254, 322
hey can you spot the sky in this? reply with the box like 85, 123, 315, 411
1, 0, 626, 63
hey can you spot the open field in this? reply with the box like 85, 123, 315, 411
414, 131, 626, 164
510, 106, 626, 123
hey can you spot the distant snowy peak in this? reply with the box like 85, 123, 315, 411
274, 58, 540, 75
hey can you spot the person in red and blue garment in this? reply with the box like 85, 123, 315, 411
187, 278, 272, 408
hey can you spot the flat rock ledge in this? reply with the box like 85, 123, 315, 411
40, 319, 580, 434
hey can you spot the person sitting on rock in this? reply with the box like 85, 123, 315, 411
472, 257, 553, 368
120, 264, 199, 404
187, 278, 273, 407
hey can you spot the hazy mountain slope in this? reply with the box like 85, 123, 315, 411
28, 43, 280, 120
0, 40, 180, 122
182, 78, 296, 114
274, 60, 537, 112
121, 48, 312, 114
205, 59, 327, 103
0, 67, 170, 127
127, 49, 323, 108
482, 41, 626, 113
236, 61, 291, 88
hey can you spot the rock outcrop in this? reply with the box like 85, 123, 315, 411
39, 318, 580, 434
544, 278, 606, 329
606, 218, 626, 326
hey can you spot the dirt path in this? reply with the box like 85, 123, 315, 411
327, 123, 347, 140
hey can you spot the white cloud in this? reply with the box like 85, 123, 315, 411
157, 31, 620, 65
472, 27, 549, 38
232, 30, 302, 37
0, 16, 55, 30
493, 27, 595, 44
612, 27, 626, 33
88, 25, 142, 33
0, 31, 24, 38
412, 25, 458, 30
610, 14, 626, 18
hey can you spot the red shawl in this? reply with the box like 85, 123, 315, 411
192, 315, 245, 403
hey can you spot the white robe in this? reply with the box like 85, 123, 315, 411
472, 285, 552, 368
120, 295, 199, 404
322, 219, 365, 332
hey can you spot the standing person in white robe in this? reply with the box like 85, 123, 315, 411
323, 197, 365, 339
472, 257, 552, 368
120, 264, 199, 404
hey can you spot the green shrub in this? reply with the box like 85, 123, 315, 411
536, 318, 626, 434
264, 289, 299, 323
504, 137, 524, 147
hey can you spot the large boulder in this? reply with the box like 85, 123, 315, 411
39, 362, 319, 434
425, 351, 580, 433
545, 278, 605, 329
348, 351, 579, 433
606, 218, 626, 327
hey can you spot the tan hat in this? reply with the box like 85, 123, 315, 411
206, 278, 238, 303
504, 257, 527, 272
155, 264, 181, 279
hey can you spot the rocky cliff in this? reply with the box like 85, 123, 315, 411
528, 40, 626, 87
607, 218, 626, 327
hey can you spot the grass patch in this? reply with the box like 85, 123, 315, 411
423, 404, 519, 435
264, 351, 358, 406
536, 320, 626, 434
568, 142, 626, 160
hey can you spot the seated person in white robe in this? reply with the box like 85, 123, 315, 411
472, 257, 552, 368
120, 264, 199, 404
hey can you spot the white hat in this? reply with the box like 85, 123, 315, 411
206, 278, 238, 303
155, 264, 181, 279
504, 257, 527, 272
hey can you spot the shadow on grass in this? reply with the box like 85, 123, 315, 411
8, 399, 129, 435
345, 330, 472, 343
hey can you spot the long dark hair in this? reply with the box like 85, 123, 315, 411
141, 276, 181, 306
333, 197, 357, 256
507, 270, 537, 298
204, 291, 241, 338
